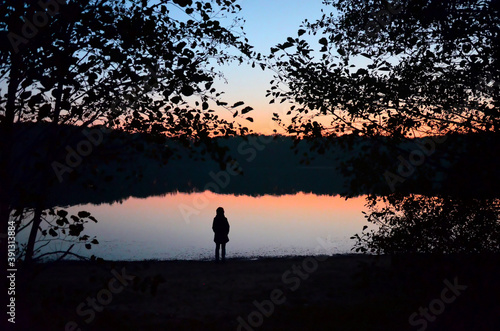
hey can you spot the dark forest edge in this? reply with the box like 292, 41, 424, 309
4, 122, 499, 208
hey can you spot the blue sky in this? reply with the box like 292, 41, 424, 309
213, 0, 329, 134
239, 0, 327, 54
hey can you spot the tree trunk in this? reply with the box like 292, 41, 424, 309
23, 207, 43, 267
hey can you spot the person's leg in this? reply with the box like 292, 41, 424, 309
215, 243, 220, 261
221, 243, 226, 261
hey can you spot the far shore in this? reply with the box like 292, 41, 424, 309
15, 254, 500, 330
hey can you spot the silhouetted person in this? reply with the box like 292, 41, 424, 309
212, 207, 230, 263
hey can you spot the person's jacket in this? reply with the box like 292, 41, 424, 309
212, 215, 230, 243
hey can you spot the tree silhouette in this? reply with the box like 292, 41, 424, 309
0, 0, 259, 266
353, 194, 500, 254
13, 207, 100, 262
269, 0, 499, 138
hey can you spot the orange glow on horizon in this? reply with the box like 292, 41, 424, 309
125, 191, 368, 222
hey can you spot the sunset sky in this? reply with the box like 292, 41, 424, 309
212, 0, 329, 134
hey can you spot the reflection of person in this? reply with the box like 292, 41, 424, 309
212, 207, 230, 263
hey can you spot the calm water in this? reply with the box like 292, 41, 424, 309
36, 192, 372, 261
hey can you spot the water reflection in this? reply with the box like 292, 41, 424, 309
31, 192, 370, 260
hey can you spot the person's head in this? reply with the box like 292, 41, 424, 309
216, 207, 224, 216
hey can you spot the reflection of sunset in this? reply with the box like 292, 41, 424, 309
63, 192, 371, 260
133, 191, 367, 223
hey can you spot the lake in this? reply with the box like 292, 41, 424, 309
31, 192, 372, 261
12, 131, 497, 261
11, 132, 388, 261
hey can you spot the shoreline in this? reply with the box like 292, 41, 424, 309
35, 252, 363, 263
30, 251, 497, 264
15, 254, 500, 330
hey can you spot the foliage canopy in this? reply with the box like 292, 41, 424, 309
270, 0, 500, 138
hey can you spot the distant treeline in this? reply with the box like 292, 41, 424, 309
5, 122, 499, 208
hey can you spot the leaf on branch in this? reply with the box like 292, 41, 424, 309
170, 96, 182, 104
78, 211, 91, 218
21, 91, 32, 99
278, 42, 293, 50
241, 106, 253, 114
181, 85, 194, 96
232, 101, 244, 108
246, 117, 254, 122
172, 0, 193, 7
57, 210, 68, 217
175, 41, 187, 52
69, 224, 84, 236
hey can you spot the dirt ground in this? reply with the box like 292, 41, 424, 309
14, 254, 500, 331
